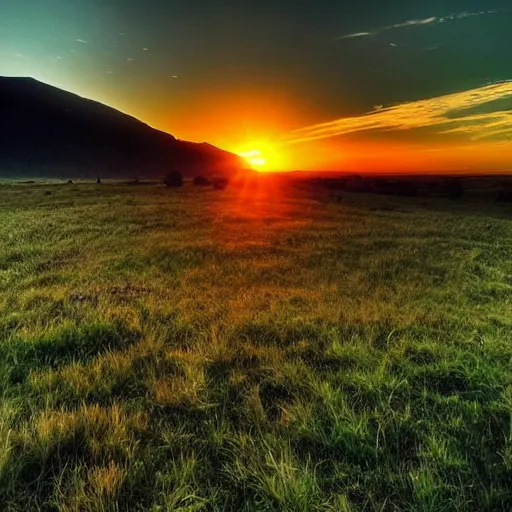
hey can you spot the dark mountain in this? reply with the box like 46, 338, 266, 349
0, 77, 244, 178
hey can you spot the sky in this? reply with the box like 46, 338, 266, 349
1, 0, 512, 172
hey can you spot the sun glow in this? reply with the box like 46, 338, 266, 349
237, 140, 288, 171
239, 149, 267, 169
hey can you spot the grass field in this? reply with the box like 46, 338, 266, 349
0, 178, 511, 511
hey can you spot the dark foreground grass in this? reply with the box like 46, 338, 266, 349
0, 179, 511, 511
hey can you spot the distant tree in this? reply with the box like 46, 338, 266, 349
164, 171, 183, 187
193, 175, 210, 186
446, 179, 464, 200
347, 174, 367, 192
496, 188, 512, 202
67, 180, 73, 184
96, 177, 101, 184
394, 181, 418, 197
212, 177, 228, 190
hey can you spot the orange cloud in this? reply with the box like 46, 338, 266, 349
282, 82, 512, 145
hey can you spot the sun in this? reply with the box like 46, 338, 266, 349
239, 149, 267, 169
236, 141, 286, 171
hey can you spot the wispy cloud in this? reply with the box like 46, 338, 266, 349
339, 31, 372, 39
337, 10, 500, 40
439, 10, 498, 23
76, 39, 88, 44
282, 82, 512, 144
438, 112, 512, 140
384, 17, 437, 30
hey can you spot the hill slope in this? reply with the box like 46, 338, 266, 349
0, 77, 243, 178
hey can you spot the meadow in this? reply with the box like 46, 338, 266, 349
0, 177, 511, 511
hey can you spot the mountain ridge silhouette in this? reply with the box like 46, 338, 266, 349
0, 76, 243, 178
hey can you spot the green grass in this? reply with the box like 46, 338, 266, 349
0, 179, 511, 511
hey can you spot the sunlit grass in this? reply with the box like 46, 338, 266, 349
0, 179, 511, 510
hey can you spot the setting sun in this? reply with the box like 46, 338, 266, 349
237, 141, 287, 171
239, 149, 267, 169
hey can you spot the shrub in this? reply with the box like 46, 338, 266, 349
193, 175, 210, 186
164, 171, 183, 188
496, 188, 512, 202
212, 177, 228, 190
446, 179, 464, 200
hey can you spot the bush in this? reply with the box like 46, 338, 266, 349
193, 175, 210, 186
212, 177, 228, 190
496, 188, 512, 202
446, 179, 464, 200
164, 171, 183, 188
